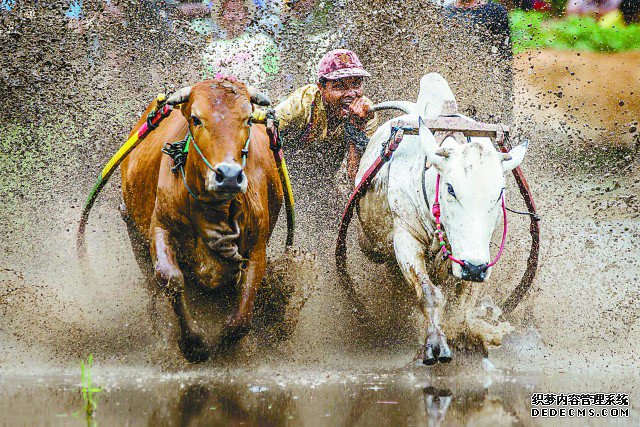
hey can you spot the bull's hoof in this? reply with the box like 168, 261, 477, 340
423, 344, 438, 365
438, 341, 453, 363
422, 334, 454, 365
178, 334, 210, 363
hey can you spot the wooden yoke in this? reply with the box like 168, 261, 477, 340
387, 103, 538, 316
388, 100, 511, 153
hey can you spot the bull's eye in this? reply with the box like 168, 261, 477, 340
191, 115, 202, 127
447, 183, 456, 199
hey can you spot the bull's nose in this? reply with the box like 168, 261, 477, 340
213, 163, 244, 192
461, 261, 489, 282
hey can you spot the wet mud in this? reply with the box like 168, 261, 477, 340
1, 1, 639, 424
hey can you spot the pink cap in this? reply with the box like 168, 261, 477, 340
317, 49, 371, 81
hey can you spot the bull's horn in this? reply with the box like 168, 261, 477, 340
502, 153, 512, 161
166, 86, 192, 106
370, 101, 416, 114
247, 86, 271, 106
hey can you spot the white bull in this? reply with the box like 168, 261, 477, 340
355, 73, 528, 364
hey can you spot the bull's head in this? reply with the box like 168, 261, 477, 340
166, 79, 270, 203
419, 118, 528, 282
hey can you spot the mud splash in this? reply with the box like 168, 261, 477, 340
0, 3, 639, 419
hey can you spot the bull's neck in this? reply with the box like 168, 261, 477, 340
193, 196, 238, 224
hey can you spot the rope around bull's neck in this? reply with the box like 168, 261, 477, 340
190, 125, 252, 170
163, 126, 252, 203
420, 160, 457, 260
420, 160, 508, 268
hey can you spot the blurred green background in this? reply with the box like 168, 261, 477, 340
510, 10, 640, 53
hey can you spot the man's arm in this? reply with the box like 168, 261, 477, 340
365, 111, 380, 139
345, 97, 379, 183
273, 85, 318, 140
346, 142, 361, 183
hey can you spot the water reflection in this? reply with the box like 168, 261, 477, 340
423, 387, 453, 427
146, 380, 297, 426
175, 385, 209, 427
0, 371, 636, 425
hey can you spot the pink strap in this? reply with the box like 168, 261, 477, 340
433, 174, 508, 268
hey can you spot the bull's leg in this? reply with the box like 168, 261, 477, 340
120, 201, 154, 280
393, 225, 452, 365
151, 225, 209, 363
220, 242, 267, 343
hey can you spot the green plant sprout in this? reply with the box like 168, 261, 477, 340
79, 354, 102, 423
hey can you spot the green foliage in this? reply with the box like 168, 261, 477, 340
510, 10, 640, 53
548, 0, 567, 15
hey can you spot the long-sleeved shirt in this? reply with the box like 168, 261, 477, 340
274, 84, 379, 159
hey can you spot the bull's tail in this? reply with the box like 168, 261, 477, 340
77, 175, 108, 263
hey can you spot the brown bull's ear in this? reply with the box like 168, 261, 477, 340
166, 86, 192, 106
247, 85, 271, 106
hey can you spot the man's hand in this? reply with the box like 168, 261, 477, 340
348, 97, 373, 131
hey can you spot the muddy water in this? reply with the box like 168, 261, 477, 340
502, 50, 640, 373
515, 50, 640, 151
2, 370, 638, 425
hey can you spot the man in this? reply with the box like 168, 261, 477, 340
275, 49, 379, 184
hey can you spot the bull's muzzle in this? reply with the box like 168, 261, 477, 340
209, 162, 247, 194
460, 261, 489, 282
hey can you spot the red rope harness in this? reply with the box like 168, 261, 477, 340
432, 174, 508, 268
336, 121, 539, 316
335, 127, 406, 274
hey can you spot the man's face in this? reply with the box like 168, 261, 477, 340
318, 76, 364, 119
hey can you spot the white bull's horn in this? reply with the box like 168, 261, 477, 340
370, 101, 416, 114
247, 85, 271, 106
166, 86, 192, 105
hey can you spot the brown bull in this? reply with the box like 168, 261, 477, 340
119, 78, 283, 363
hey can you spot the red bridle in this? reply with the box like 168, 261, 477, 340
431, 174, 508, 268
